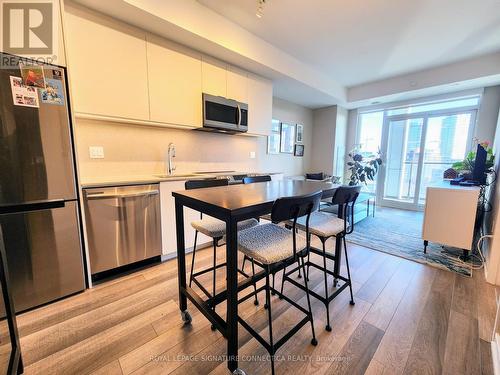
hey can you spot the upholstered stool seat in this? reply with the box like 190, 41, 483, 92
191, 217, 258, 238
238, 223, 307, 265
294, 212, 347, 238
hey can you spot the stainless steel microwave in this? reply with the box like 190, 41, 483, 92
202, 93, 248, 133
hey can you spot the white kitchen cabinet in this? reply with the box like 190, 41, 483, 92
247, 73, 273, 136
64, 7, 150, 120
147, 36, 202, 128
202, 57, 227, 97
227, 66, 248, 103
160, 181, 211, 257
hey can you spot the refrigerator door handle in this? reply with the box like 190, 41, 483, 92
0, 199, 66, 215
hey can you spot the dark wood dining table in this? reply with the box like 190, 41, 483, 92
172, 180, 341, 374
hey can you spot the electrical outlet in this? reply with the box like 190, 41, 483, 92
89, 146, 104, 159
250, 151, 256, 159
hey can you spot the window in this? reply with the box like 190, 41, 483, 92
355, 111, 383, 194
386, 96, 480, 116
356, 95, 480, 208
267, 119, 280, 154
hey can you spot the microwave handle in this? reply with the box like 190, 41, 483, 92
236, 104, 241, 126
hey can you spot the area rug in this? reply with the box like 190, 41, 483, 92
346, 207, 473, 276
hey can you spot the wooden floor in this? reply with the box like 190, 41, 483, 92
15, 239, 497, 375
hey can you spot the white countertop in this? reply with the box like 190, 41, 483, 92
80, 172, 283, 188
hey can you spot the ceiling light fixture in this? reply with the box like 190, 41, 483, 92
256, 0, 266, 18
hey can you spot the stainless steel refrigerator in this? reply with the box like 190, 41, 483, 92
0, 53, 85, 312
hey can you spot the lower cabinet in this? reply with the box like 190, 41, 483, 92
159, 181, 211, 257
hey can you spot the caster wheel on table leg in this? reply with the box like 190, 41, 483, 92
350, 301, 355, 306
233, 369, 247, 375
264, 303, 268, 309
271, 290, 276, 296
254, 299, 259, 306
180, 310, 192, 325
325, 325, 332, 332
211, 324, 217, 331
311, 338, 318, 346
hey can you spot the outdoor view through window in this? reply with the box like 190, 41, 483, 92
356, 96, 478, 207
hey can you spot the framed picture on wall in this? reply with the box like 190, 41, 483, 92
296, 124, 304, 143
267, 119, 281, 154
280, 122, 295, 153
294, 144, 304, 157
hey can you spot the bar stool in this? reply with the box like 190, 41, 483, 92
185, 179, 260, 328
240, 175, 272, 277
237, 191, 322, 375
280, 185, 361, 332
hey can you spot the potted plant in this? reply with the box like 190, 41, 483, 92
452, 140, 495, 180
347, 148, 383, 186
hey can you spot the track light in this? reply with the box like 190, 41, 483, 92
256, 0, 266, 18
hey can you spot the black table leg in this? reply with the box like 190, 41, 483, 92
175, 199, 188, 314
226, 218, 239, 373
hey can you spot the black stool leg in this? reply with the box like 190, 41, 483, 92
251, 258, 259, 305
265, 270, 276, 375
271, 272, 276, 295
241, 254, 248, 272
306, 233, 311, 281
211, 238, 217, 331
279, 265, 286, 300
321, 237, 331, 331
188, 230, 199, 287
300, 256, 317, 346
343, 236, 355, 305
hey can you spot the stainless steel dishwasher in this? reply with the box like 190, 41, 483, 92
83, 184, 162, 274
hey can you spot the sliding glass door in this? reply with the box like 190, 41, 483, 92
378, 111, 475, 210
381, 117, 424, 207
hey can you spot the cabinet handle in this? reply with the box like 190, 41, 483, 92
86, 190, 159, 200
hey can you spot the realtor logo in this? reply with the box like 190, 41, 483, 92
1, 0, 59, 63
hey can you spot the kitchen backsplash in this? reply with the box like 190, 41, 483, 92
74, 99, 313, 180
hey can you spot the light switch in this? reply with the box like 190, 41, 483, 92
250, 151, 256, 159
89, 146, 104, 159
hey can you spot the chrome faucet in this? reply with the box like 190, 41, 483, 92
166, 143, 176, 176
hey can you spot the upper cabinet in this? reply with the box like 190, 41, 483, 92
147, 36, 202, 127
247, 74, 273, 136
63, 6, 272, 135
64, 7, 150, 120
227, 66, 248, 103
201, 57, 227, 97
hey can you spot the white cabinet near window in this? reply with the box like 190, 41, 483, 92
147, 36, 202, 128
247, 74, 273, 136
64, 7, 150, 121
201, 57, 227, 98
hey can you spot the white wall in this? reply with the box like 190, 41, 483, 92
74, 97, 313, 181
476, 86, 500, 144
334, 106, 348, 180
310, 106, 337, 174
271, 98, 314, 176
485, 110, 500, 284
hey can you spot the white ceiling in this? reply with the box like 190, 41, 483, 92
198, 0, 500, 87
